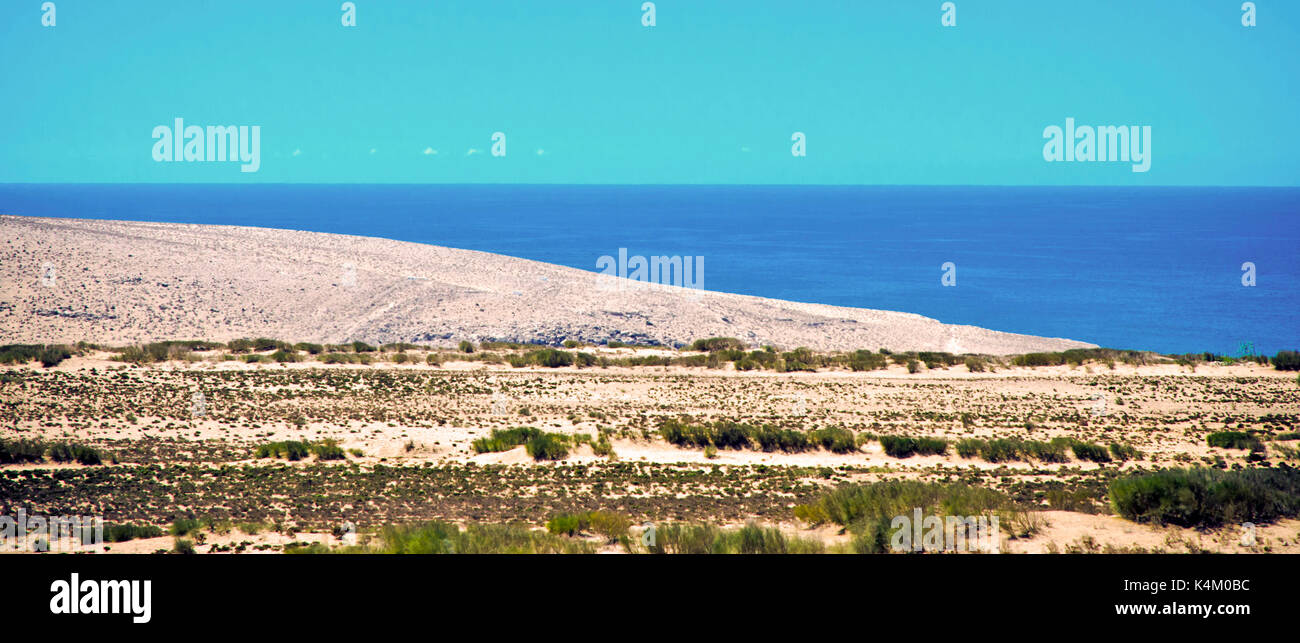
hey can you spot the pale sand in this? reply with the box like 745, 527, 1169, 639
0, 215, 1094, 354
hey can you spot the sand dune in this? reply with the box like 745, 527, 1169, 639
0, 215, 1094, 353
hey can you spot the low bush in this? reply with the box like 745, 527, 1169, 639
253, 440, 345, 461
46, 442, 103, 465
0, 438, 47, 464
102, 523, 165, 543
471, 427, 543, 453
1272, 350, 1300, 371
878, 435, 948, 458
1070, 440, 1111, 463
525, 433, 570, 461
1109, 442, 1141, 461
1207, 431, 1263, 450
1109, 467, 1300, 527
809, 427, 857, 453
644, 522, 823, 554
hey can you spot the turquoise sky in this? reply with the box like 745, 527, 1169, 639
1, 0, 1297, 184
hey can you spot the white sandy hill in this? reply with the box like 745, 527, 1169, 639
0, 215, 1095, 354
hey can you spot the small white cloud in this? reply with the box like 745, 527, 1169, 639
370, 148, 377, 155
292, 149, 302, 157
423, 147, 437, 156
535, 148, 545, 156
466, 148, 480, 156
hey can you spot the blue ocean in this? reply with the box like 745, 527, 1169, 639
2, 184, 1296, 355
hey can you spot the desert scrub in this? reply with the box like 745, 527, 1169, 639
254, 439, 346, 461
0, 438, 48, 464
794, 480, 1011, 529
1070, 440, 1111, 463
1206, 431, 1263, 450
546, 510, 630, 543
641, 522, 823, 554
0, 343, 74, 367
809, 427, 857, 453
1108, 442, 1141, 461
659, 418, 854, 454
954, 437, 1071, 463
1272, 350, 1300, 371
525, 432, 570, 461
471, 426, 543, 453
878, 435, 948, 458
793, 480, 1014, 553
364, 521, 594, 554
507, 348, 596, 368
1109, 467, 1300, 527
45, 442, 104, 465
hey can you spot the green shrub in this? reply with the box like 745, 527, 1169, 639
37, 346, 72, 367
0, 344, 74, 367
587, 511, 630, 543
546, 513, 586, 536
1070, 440, 1111, 463
471, 426, 543, 453
226, 338, 254, 353
955, 437, 1071, 463
794, 480, 1011, 537
878, 435, 947, 458
753, 425, 810, 452
525, 433, 569, 461
955, 438, 985, 459
1109, 467, 1300, 527
254, 440, 343, 461
46, 442, 103, 465
102, 523, 165, 543
0, 438, 47, 464
810, 427, 857, 453
1109, 442, 1140, 461
170, 518, 203, 537
1272, 350, 1300, 371
313, 439, 345, 461
458, 340, 475, 353
356, 521, 592, 554
688, 337, 746, 352
1207, 431, 1262, 450
848, 350, 889, 371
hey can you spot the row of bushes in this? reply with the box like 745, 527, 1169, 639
954, 437, 1129, 463
642, 522, 825, 554
253, 439, 346, 461
1206, 431, 1264, 450
1109, 466, 1300, 527
0, 344, 73, 367
471, 426, 543, 453
793, 480, 1013, 553
1274, 350, 1300, 371
471, 427, 571, 461
659, 419, 858, 454
0, 438, 104, 465
878, 435, 949, 458
1011, 348, 1151, 368
296, 521, 596, 554
507, 348, 598, 369
545, 510, 631, 543
956, 437, 1068, 462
